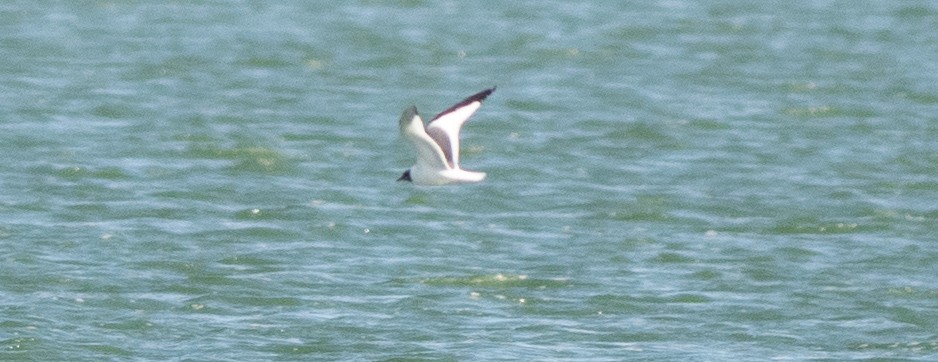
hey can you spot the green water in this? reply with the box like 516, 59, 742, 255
2, 1, 938, 360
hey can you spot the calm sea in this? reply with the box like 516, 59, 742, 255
2, 1, 937, 360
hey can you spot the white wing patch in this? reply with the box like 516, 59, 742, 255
399, 105, 450, 171
426, 101, 482, 168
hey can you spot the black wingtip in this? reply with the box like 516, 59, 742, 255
472, 86, 496, 102
456, 87, 495, 105
397, 169, 412, 182
431, 87, 497, 121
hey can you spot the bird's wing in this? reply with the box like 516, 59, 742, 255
426, 87, 495, 168
399, 105, 450, 170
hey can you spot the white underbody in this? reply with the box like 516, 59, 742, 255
409, 165, 486, 186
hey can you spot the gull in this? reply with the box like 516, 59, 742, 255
397, 87, 495, 185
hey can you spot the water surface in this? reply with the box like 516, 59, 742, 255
2, 1, 938, 360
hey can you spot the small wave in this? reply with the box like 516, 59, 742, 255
420, 273, 569, 288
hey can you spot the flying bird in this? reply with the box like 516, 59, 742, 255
397, 87, 495, 185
